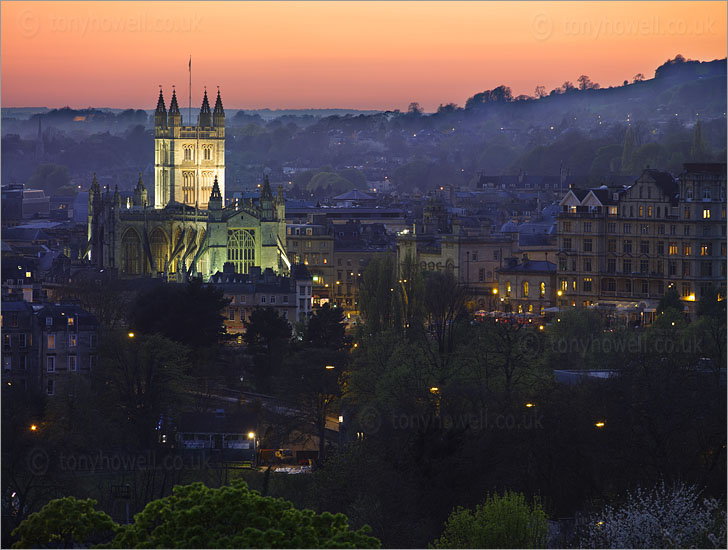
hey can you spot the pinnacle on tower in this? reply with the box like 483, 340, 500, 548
214, 88, 224, 114
135, 172, 146, 192
199, 88, 212, 127
169, 89, 180, 114
155, 88, 166, 114
210, 175, 222, 200
261, 174, 273, 198
213, 87, 225, 128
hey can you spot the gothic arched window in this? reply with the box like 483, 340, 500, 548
149, 228, 169, 274
227, 229, 256, 274
121, 229, 141, 275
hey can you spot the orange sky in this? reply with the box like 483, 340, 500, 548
1, 1, 726, 111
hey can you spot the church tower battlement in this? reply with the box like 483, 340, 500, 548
154, 87, 225, 210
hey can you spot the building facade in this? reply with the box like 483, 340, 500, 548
154, 88, 225, 210
87, 89, 290, 282
556, 164, 726, 321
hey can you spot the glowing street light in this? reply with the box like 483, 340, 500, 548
30, 424, 38, 432
247, 432, 255, 439
128, 332, 135, 338
325, 365, 335, 370
594, 421, 606, 428
525, 403, 534, 408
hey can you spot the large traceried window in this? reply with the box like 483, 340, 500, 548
150, 228, 169, 274
121, 229, 141, 275
182, 172, 195, 204
228, 229, 256, 274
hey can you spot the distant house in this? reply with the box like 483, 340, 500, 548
176, 410, 258, 466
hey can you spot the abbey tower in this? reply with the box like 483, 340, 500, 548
154, 87, 225, 209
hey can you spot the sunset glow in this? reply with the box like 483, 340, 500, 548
1, 1, 726, 110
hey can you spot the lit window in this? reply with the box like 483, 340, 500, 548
539, 282, 545, 298
703, 208, 711, 219
68, 334, 77, 347
47, 334, 55, 350
505, 281, 511, 297
68, 317, 74, 326
522, 281, 529, 298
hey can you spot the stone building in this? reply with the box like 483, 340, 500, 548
87, 89, 290, 282
556, 163, 726, 321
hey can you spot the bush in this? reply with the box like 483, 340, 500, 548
431, 491, 548, 549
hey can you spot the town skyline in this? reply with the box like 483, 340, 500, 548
2, 1, 726, 111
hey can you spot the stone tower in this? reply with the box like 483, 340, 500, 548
154, 87, 225, 210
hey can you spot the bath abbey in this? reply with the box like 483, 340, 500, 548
87, 88, 290, 280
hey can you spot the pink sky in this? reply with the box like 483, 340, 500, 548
1, 1, 726, 111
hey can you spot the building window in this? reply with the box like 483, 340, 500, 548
681, 283, 691, 297
505, 282, 511, 297
682, 261, 691, 277
640, 241, 649, 254
67, 316, 74, 326
657, 242, 665, 255
270, 296, 276, 304
2, 356, 10, 371
227, 229, 256, 274
68, 355, 77, 372
47, 380, 55, 396
583, 222, 591, 233
623, 240, 632, 254
47, 334, 55, 350
658, 224, 665, 235
583, 239, 592, 252
68, 334, 77, 347
584, 258, 592, 272
623, 223, 632, 234
703, 208, 711, 219
647, 206, 652, 217
522, 281, 529, 298
684, 207, 691, 219
607, 223, 616, 233
607, 239, 616, 253
559, 257, 567, 271
603, 278, 616, 292
228, 309, 235, 321
47, 356, 56, 372
656, 260, 663, 274
562, 221, 571, 232
701, 262, 712, 277
640, 224, 649, 234
639, 205, 644, 217
583, 277, 592, 292
683, 244, 692, 256
478, 268, 485, 282
560, 278, 568, 291
283, 295, 289, 303
668, 242, 678, 255
46, 316, 53, 326
684, 225, 691, 236
670, 225, 676, 235
668, 261, 677, 276
640, 260, 649, 274
607, 258, 616, 273
563, 238, 572, 250
261, 296, 266, 303
539, 282, 546, 298
641, 280, 649, 294
623, 259, 632, 274
608, 206, 617, 216
700, 243, 712, 256
493, 250, 499, 260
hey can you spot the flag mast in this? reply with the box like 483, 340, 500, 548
188, 55, 192, 125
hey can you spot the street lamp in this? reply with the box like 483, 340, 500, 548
128, 332, 135, 338
325, 365, 335, 370
594, 421, 606, 428
247, 432, 255, 439
30, 424, 38, 432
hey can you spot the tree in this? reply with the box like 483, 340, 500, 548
621, 125, 637, 174
95, 331, 190, 448
691, 119, 710, 161
580, 482, 726, 549
577, 75, 600, 90
431, 491, 548, 549
128, 279, 229, 349
657, 286, 683, 315
534, 86, 547, 99
306, 303, 347, 350
633, 73, 645, 83
26, 163, 71, 194
408, 102, 424, 116
243, 307, 292, 392
11, 497, 117, 548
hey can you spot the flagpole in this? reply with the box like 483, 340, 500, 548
188, 55, 192, 126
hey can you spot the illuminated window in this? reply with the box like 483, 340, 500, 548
583, 277, 592, 292
539, 282, 546, 298
683, 244, 692, 256
647, 206, 652, 217
47, 334, 55, 350
668, 242, 678, 255
700, 244, 711, 256
522, 281, 529, 298
639, 205, 644, 217
608, 206, 617, 216
703, 208, 711, 219
227, 229, 256, 274
68, 334, 77, 347
560, 278, 568, 291
505, 281, 511, 297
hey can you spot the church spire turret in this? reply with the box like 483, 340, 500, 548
213, 88, 225, 128
134, 172, 148, 207
199, 88, 212, 127
168, 88, 181, 127
208, 175, 223, 210
260, 175, 274, 219
155, 87, 167, 130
